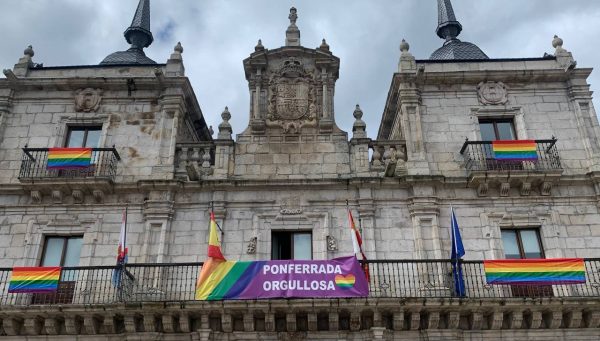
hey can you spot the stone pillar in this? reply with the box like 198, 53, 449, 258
0, 88, 13, 140
350, 105, 371, 174
141, 190, 175, 264
409, 190, 442, 260
214, 108, 235, 179
158, 94, 185, 179
165, 42, 185, 76
357, 188, 377, 259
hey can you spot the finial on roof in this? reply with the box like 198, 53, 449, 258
100, 0, 156, 65
285, 7, 301, 46
255, 39, 265, 51
218, 106, 233, 140
352, 104, 367, 139
125, 0, 154, 49
319, 39, 330, 52
24, 45, 34, 57
552, 35, 564, 51
289, 7, 298, 25
436, 0, 462, 41
174, 42, 183, 54
399, 39, 409, 53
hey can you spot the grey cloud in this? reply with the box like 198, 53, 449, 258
1, 0, 598, 138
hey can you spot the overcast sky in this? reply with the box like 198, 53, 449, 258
1, 0, 599, 138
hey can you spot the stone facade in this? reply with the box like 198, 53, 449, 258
0, 3, 599, 340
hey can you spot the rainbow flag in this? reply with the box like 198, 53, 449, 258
47, 148, 92, 169
484, 258, 586, 285
492, 140, 538, 161
8, 267, 61, 293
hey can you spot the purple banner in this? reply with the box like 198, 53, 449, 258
195, 256, 369, 300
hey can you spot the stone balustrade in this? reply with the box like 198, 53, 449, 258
175, 142, 215, 181
370, 140, 407, 176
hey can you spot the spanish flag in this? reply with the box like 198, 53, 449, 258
196, 211, 226, 299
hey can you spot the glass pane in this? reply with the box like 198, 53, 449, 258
520, 230, 542, 258
271, 232, 291, 260
479, 122, 496, 140
84, 129, 102, 148
63, 238, 83, 266
501, 230, 521, 259
66, 130, 85, 147
293, 233, 312, 260
496, 122, 515, 140
41, 238, 65, 266
63, 238, 83, 281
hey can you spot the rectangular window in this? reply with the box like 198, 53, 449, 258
500, 229, 544, 259
34, 236, 83, 304
500, 228, 551, 297
271, 231, 312, 260
479, 118, 516, 141
65, 126, 102, 148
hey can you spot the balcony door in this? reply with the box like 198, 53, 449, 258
271, 231, 312, 260
479, 118, 522, 170
33, 236, 83, 304
62, 126, 102, 177
501, 229, 552, 297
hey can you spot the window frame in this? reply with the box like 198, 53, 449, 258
500, 228, 545, 259
478, 118, 517, 141
271, 230, 313, 260
40, 235, 84, 267
64, 126, 103, 148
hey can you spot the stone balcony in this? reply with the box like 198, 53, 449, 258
18, 147, 121, 204
460, 138, 563, 197
0, 259, 598, 339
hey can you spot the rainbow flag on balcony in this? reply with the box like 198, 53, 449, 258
8, 267, 61, 293
47, 148, 92, 169
484, 258, 585, 285
492, 140, 538, 161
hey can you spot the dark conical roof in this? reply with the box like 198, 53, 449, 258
100, 0, 156, 65
430, 0, 488, 60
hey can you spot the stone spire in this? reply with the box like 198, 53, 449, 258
100, 0, 156, 65
436, 0, 462, 41
285, 7, 301, 46
124, 0, 154, 49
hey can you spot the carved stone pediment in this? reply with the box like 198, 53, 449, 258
75, 88, 102, 112
266, 58, 318, 133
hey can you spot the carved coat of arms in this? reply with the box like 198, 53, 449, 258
267, 58, 317, 133
477, 81, 508, 105
75, 88, 102, 112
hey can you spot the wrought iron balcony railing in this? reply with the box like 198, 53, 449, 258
18, 147, 121, 181
459, 138, 562, 172
0, 259, 598, 306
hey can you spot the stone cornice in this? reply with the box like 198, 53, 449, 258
0, 297, 597, 337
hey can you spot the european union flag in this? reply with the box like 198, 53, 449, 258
451, 206, 466, 297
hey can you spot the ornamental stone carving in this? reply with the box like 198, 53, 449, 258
477, 81, 507, 105
246, 236, 257, 254
75, 88, 102, 112
266, 58, 318, 133
326, 235, 338, 251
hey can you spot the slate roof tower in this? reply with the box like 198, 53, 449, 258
430, 0, 488, 60
100, 0, 156, 65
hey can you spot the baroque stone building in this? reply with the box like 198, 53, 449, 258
0, 0, 599, 340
